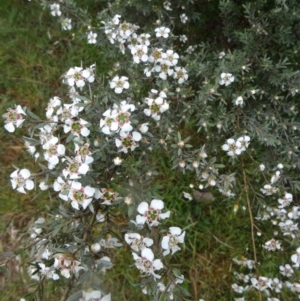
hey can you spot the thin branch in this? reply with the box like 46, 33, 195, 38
241, 157, 262, 301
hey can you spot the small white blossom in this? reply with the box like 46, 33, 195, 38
251, 276, 271, 291
115, 131, 142, 153
183, 191, 193, 201
113, 157, 123, 165
61, 18, 72, 30
132, 248, 163, 278
263, 239, 281, 251
125, 233, 153, 252
259, 164, 265, 171
136, 199, 170, 227
179, 35, 188, 43
54, 254, 83, 278
50, 3, 61, 17
155, 26, 170, 38
87, 31, 97, 44
291, 247, 300, 268
279, 264, 294, 277
80, 291, 111, 301
109, 75, 130, 94
3, 105, 26, 132
218, 51, 225, 59
278, 192, 293, 208
219, 72, 234, 86
173, 67, 188, 84
10, 168, 34, 194
180, 14, 188, 23
161, 227, 185, 256
235, 96, 243, 106
69, 182, 96, 210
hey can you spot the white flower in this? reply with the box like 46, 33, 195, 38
179, 35, 188, 43
270, 278, 282, 293
180, 13, 188, 23
43, 137, 65, 168
186, 45, 196, 54
64, 118, 90, 137
161, 227, 185, 256
260, 184, 278, 195
91, 243, 101, 253
46, 96, 61, 119
288, 206, 300, 219
219, 72, 234, 86
39, 181, 49, 191
87, 31, 97, 44
155, 26, 171, 38
144, 91, 169, 120
113, 157, 123, 165
75, 143, 94, 164
10, 168, 34, 194
263, 239, 281, 251
154, 62, 174, 80
139, 123, 149, 134
61, 18, 72, 30
80, 291, 111, 301
125, 233, 153, 252
132, 248, 163, 278
251, 276, 271, 291
62, 156, 90, 179
237, 135, 250, 151
136, 199, 170, 227
131, 45, 148, 64
270, 170, 280, 184
115, 131, 142, 153
38, 263, 60, 280
218, 51, 225, 59
232, 283, 244, 293
259, 164, 265, 171
277, 163, 284, 169
100, 237, 122, 248
109, 76, 130, 94
235, 96, 243, 106
98, 188, 119, 205
64, 67, 86, 88
54, 254, 83, 278
279, 264, 294, 277
165, 50, 179, 66
3, 105, 26, 132
163, 1, 172, 11
291, 247, 300, 267
173, 67, 188, 84
222, 138, 242, 156
278, 192, 293, 208
183, 191, 193, 201
53, 176, 71, 201
50, 3, 61, 17
149, 48, 165, 65
69, 182, 95, 210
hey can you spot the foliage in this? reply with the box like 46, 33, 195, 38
2, 0, 300, 300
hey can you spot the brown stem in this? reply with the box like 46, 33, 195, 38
241, 157, 262, 301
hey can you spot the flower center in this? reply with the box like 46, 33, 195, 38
147, 208, 160, 221
123, 137, 133, 147
69, 162, 79, 173
71, 122, 82, 133
151, 104, 160, 113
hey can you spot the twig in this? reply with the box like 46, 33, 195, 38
241, 157, 262, 301
60, 274, 75, 301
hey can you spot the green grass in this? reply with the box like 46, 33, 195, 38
0, 1, 278, 301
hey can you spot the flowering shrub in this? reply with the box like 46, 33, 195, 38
2, 0, 300, 300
